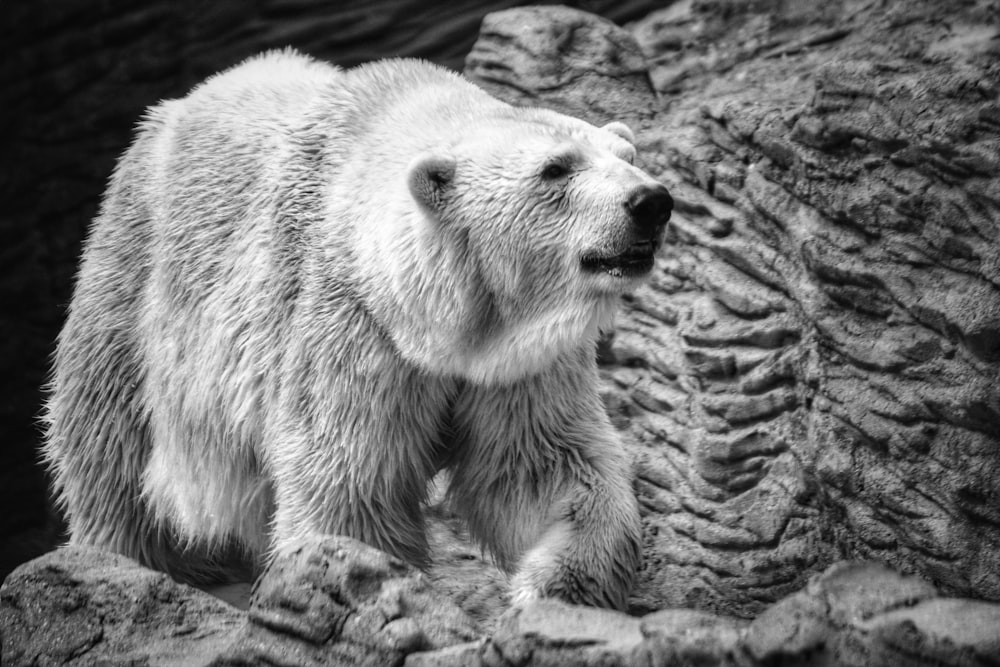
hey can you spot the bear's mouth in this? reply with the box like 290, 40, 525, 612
581, 241, 656, 278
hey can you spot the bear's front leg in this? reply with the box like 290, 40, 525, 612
266, 321, 455, 569
447, 347, 642, 610
507, 466, 642, 609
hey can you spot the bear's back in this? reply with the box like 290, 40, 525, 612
179, 49, 341, 130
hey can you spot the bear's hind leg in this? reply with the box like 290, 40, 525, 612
141, 423, 273, 583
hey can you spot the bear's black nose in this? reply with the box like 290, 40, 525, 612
626, 184, 673, 233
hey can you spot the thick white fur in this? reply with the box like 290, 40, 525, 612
42, 50, 659, 608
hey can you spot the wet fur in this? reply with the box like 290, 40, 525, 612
43, 50, 653, 608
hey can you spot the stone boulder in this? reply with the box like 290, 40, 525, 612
0, 536, 479, 666
219, 536, 480, 666
0, 546, 243, 666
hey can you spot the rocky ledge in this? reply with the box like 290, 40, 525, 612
3, 539, 999, 666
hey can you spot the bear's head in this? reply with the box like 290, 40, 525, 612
382, 109, 672, 384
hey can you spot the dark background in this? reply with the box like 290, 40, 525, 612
0, 0, 666, 581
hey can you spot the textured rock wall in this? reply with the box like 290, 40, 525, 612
465, 0, 1000, 617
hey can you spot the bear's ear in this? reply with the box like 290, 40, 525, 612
408, 153, 456, 213
600, 121, 635, 145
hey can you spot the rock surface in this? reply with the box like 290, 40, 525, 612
219, 536, 480, 666
0, 537, 480, 666
0, 546, 243, 666
5, 546, 999, 666
466, 0, 1000, 618
434, 562, 1000, 666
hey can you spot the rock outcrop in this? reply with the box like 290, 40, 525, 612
422, 561, 1000, 666
0, 537, 480, 666
4, 545, 999, 666
466, 0, 1000, 618
0, 546, 244, 666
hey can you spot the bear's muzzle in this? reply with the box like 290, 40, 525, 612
579, 183, 672, 280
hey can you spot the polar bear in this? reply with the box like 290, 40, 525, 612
43, 50, 672, 609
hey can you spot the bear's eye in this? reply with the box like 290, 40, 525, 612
541, 162, 569, 180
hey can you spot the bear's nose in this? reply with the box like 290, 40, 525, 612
626, 184, 673, 233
